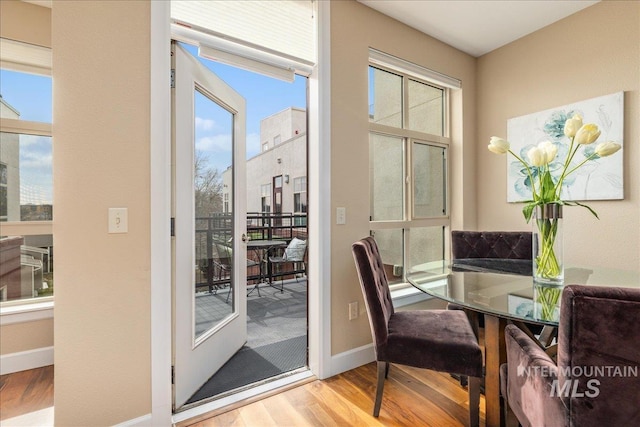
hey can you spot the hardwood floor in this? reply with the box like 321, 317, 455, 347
187, 363, 485, 427
0, 363, 485, 426
0, 365, 54, 423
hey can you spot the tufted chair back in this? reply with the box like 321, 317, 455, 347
557, 285, 640, 426
352, 237, 394, 357
504, 285, 640, 427
452, 231, 532, 260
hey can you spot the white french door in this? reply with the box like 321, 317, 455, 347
172, 42, 248, 409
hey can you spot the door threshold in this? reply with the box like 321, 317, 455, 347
172, 369, 315, 426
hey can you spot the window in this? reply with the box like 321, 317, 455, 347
1, 40, 54, 304
368, 52, 454, 286
0, 163, 7, 221
293, 176, 307, 213
262, 141, 269, 152
261, 183, 271, 213
273, 134, 281, 145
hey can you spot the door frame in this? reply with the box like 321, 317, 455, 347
149, 1, 332, 424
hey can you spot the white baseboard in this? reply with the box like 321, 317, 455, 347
330, 343, 375, 377
113, 413, 153, 427
0, 346, 53, 375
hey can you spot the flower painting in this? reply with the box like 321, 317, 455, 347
506, 92, 624, 202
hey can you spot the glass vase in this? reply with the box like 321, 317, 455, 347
532, 203, 564, 285
534, 282, 562, 322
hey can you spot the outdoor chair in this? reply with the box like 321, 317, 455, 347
268, 237, 307, 292
501, 284, 640, 427
204, 242, 259, 303
352, 236, 482, 425
197, 242, 233, 294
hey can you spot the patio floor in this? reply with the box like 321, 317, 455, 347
187, 278, 308, 404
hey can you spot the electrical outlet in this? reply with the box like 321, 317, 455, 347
349, 301, 358, 320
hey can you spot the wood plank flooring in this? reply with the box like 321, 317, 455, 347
0, 365, 54, 422
0, 363, 485, 426
187, 363, 485, 427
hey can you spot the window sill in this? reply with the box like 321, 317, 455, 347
0, 300, 54, 326
390, 284, 431, 308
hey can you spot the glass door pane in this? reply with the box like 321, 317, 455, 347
194, 88, 234, 341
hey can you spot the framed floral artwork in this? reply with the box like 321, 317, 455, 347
506, 92, 624, 202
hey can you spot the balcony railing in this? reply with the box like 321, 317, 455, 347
195, 212, 307, 291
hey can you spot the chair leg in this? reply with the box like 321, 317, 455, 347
504, 399, 519, 427
468, 376, 481, 427
225, 285, 232, 304
385, 361, 390, 379
373, 361, 387, 417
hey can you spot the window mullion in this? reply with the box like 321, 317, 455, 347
402, 73, 409, 130
369, 122, 449, 145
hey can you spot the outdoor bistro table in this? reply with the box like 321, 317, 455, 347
406, 260, 640, 427
246, 239, 287, 286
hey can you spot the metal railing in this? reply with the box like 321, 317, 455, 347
195, 212, 307, 290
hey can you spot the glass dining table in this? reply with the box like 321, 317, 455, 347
407, 260, 640, 427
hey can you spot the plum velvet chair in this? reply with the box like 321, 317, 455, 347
451, 230, 532, 275
502, 284, 640, 427
352, 237, 483, 425
449, 231, 541, 389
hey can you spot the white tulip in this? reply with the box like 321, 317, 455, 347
575, 124, 601, 145
538, 141, 558, 163
564, 114, 583, 138
595, 141, 622, 157
488, 136, 510, 154
527, 146, 546, 167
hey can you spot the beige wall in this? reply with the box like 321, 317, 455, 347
476, 1, 640, 272
52, 1, 151, 425
0, 0, 51, 48
329, 0, 477, 355
0, 318, 53, 354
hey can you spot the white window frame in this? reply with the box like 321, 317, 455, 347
368, 52, 456, 290
0, 162, 7, 221
260, 183, 271, 213
293, 176, 307, 213
0, 41, 54, 312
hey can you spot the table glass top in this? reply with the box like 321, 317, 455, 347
407, 260, 640, 326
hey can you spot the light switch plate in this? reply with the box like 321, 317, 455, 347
108, 208, 128, 234
336, 207, 346, 225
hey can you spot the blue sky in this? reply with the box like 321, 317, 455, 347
1, 70, 53, 204
184, 43, 307, 173
0, 44, 306, 204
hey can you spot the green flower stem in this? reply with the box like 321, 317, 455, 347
536, 285, 562, 320
508, 149, 538, 197
563, 151, 599, 179
554, 136, 577, 197
535, 217, 561, 279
